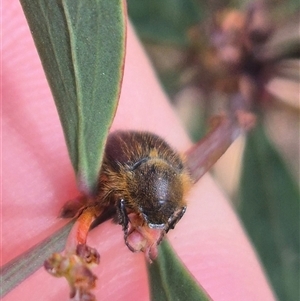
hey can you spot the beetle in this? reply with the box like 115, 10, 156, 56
95, 131, 191, 257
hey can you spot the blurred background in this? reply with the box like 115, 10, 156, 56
127, 1, 300, 300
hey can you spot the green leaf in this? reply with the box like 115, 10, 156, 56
0, 221, 75, 298
238, 123, 300, 301
128, 0, 204, 46
147, 240, 212, 301
20, 0, 126, 193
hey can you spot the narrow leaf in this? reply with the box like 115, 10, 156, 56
239, 123, 300, 301
147, 240, 212, 301
20, 0, 126, 193
0, 221, 75, 298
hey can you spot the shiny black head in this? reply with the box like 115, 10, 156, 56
128, 158, 187, 230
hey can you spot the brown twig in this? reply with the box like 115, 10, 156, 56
185, 114, 244, 183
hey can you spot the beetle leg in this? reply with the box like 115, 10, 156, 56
117, 199, 137, 252
155, 230, 166, 246
166, 206, 187, 232
117, 199, 129, 232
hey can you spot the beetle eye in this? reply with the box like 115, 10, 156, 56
130, 158, 149, 170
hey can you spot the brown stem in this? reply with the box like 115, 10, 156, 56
185, 115, 242, 183
65, 206, 103, 253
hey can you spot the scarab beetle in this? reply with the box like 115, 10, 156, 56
95, 131, 191, 256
